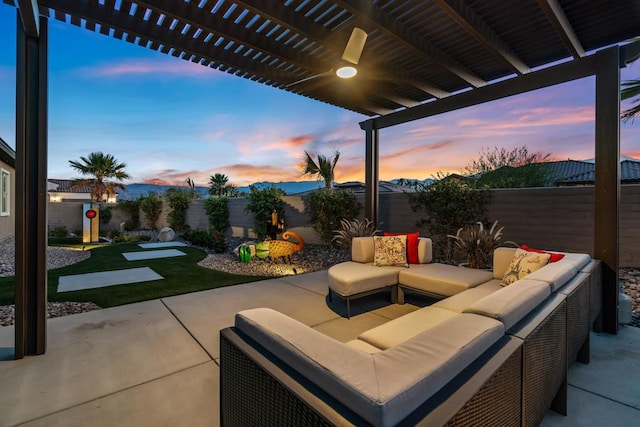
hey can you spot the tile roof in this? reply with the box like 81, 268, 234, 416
0, 137, 15, 168
550, 159, 640, 185
48, 179, 93, 194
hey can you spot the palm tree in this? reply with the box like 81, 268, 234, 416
68, 152, 131, 202
208, 173, 231, 196
622, 79, 640, 122
302, 150, 340, 191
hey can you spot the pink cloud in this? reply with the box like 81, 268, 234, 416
77, 58, 221, 78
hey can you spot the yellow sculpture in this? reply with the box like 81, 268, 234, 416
267, 230, 305, 264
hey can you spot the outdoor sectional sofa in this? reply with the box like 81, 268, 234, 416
220, 238, 602, 426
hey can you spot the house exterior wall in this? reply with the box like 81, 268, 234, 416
47, 185, 640, 265
0, 159, 15, 242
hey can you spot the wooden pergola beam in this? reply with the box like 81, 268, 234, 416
16, 0, 39, 37
536, 0, 585, 59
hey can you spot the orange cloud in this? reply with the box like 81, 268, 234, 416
265, 134, 316, 150
382, 140, 456, 161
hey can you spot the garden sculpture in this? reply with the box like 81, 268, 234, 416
267, 230, 305, 264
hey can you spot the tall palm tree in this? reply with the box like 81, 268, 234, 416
622, 79, 640, 122
68, 152, 131, 202
302, 150, 340, 191
208, 173, 231, 196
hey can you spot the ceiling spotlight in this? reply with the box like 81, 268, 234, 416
336, 66, 357, 79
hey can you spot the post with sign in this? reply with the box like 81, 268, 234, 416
82, 203, 100, 243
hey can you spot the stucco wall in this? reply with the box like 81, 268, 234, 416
0, 160, 15, 242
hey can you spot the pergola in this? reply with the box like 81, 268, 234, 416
5, 0, 640, 358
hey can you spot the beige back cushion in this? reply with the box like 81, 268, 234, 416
352, 237, 375, 263
493, 247, 518, 279
352, 236, 433, 264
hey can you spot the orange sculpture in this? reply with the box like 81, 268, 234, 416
267, 230, 305, 264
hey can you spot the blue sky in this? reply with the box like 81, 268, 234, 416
1, 6, 639, 186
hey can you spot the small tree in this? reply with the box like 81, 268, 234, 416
301, 150, 340, 192
204, 196, 230, 233
465, 146, 552, 188
306, 189, 360, 246
245, 186, 285, 239
408, 175, 489, 260
165, 188, 192, 233
140, 192, 163, 230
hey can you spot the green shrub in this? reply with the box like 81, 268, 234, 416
117, 199, 141, 230
184, 229, 228, 253
138, 234, 152, 242
99, 206, 112, 224
245, 186, 285, 239
140, 192, 163, 230
408, 177, 489, 261
49, 226, 69, 238
123, 219, 137, 231
165, 188, 192, 233
307, 190, 360, 246
204, 196, 230, 233
108, 230, 121, 240
211, 230, 228, 253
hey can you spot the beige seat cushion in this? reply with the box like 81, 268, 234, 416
525, 260, 578, 291
433, 279, 503, 313
345, 339, 383, 353
358, 306, 457, 349
328, 261, 401, 296
398, 263, 494, 297
464, 278, 551, 329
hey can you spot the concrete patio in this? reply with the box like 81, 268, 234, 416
1, 270, 638, 426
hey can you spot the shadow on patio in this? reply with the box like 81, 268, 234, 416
1, 270, 639, 426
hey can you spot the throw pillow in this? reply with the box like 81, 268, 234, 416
373, 235, 409, 267
384, 231, 420, 263
521, 244, 565, 263
502, 248, 551, 286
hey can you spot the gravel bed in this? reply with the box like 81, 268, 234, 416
197, 237, 350, 277
0, 237, 91, 277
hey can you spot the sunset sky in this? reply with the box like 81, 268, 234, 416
1, 6, 639, 187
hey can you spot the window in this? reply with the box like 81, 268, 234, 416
0, 168, 9, 216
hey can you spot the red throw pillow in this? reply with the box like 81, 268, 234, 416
521, 245, 565, 263
384, 232, 420, 264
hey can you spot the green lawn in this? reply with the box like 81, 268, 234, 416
0, 243, 268, 308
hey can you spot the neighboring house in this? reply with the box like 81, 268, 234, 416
551, 158, 640, 186
47, 179, 118, 203
0, 137, 15, 242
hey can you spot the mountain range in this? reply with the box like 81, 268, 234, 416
116, 179, 431, 200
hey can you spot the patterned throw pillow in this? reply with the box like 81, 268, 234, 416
373, 235, 409, 267
501, 248, 551, 286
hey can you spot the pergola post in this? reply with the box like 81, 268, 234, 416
594, 46, 620, 334
14, 12, 49, 358
361, 122, 379, 226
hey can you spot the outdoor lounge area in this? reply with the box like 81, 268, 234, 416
1, 270, 640, 426
2, 1, 640, 426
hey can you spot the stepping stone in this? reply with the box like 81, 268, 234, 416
122, 249, 186, 261
58, 267, 163, 292
138, 242, 188, 249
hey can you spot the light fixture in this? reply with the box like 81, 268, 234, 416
336, 65, 357, 78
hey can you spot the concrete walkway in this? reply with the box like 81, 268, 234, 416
0, 271, 638, 426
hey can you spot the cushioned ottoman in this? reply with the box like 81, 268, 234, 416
328, 261, 402, 317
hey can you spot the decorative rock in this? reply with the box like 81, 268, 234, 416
158, 227, 175, 242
